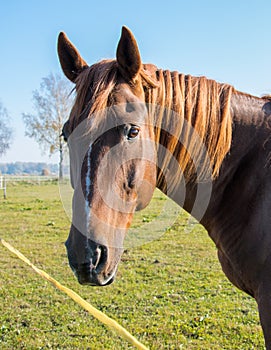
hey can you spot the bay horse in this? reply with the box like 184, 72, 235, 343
58, 27, 271, 347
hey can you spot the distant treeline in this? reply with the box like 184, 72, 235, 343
0, 162, 69, 175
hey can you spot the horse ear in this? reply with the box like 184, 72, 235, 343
57, 32, 88, 83
116, 26, 142, 81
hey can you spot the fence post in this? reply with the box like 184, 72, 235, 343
3, 176, 6, 199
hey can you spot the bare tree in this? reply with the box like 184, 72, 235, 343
0, 102, 13, 157
22, 73, 73, 179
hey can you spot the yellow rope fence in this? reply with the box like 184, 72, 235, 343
0, 238, 149, 350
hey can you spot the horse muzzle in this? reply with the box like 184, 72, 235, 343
65, 227, 121, 286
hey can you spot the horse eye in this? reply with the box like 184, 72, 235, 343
127, 126, 140, 140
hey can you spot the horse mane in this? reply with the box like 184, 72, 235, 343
69, 59, 234, 185
146, 70, 234, 186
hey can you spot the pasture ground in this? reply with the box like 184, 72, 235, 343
0, 182, 264, 349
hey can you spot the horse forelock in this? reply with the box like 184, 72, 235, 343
68, 60, 118, 132
68, 60, 158, 133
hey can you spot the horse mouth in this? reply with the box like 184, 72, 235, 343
71, 264, 118, 286
78, 271, 116, 286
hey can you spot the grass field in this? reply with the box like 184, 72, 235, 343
0, 182, 264, 349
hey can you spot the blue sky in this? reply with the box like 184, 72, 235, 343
1, 0, 271, 163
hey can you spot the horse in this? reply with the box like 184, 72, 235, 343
57, 27, 271, 348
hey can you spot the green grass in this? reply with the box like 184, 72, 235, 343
0, 182, 264, 349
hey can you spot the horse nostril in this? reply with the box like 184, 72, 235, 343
90, 244, 108, 273
92, 246, 102, 269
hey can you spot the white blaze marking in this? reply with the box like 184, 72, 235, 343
85, 144, 92, 235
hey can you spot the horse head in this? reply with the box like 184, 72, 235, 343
58, 27, 158, 285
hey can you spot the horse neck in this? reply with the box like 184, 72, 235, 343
215, 91, 270, 181
208, 91, 270, 195
152, 75, 271, 223
203, 92, 271, 229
